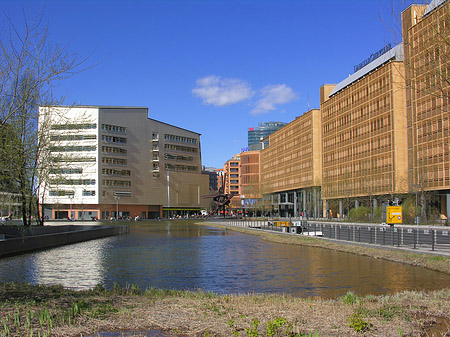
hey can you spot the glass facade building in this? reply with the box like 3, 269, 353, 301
248, 122, 287, 151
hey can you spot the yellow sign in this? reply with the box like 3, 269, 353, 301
387, 206, 402, 224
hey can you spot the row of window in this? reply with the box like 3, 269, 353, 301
102, 168, 131, 176
49, 190, 96, 197
50, 134, 97, 141
102, 146, 127, 155
51, 168, 83, 175
101, 124, 126, 134
51, 145, 96, 152
51, 123, 97, 130
164, 163, 198, 172
164, 144, 198, 153
103, 180, 131, 187
101, 135, 127, 144
50, 179, 96, 185
54, 157, 96, 162
164, 134, 197, 144
164, 153, 193, 162
102, 157, 127, 165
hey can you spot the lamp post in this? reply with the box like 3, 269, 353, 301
114, 195, 120, 220
346, 191, 350, 220
69, 194, 74, 221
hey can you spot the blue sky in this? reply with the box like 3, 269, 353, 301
2, 0, 414, 168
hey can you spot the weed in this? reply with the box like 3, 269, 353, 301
266, 317, 288, 337
245, 318, 260, 337
341, 291, 359, 305
348, 312, 370, 333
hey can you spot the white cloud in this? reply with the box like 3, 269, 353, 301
192, 76, 253, 106
251, 84, 298, 115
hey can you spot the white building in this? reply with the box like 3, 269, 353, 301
39, 106, 209, 220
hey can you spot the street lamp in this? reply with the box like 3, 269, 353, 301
114, 195, 120, 220
69, 194, 74, 221
346, 191, 350, 220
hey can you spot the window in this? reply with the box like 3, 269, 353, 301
102, 180, 131, 187
102, 157, 127, 165
50, 179, 96, 185
164, 134, 197, 144
82, 190, 96, 196
51, 145, 97, 152
102, 168, 131, 176
102, 146, 127, 155
50, 134, 97, 141
51, 168, 83, 174
164, 144, 198, 153
54, 157, 96, 162
164, 153, 193, 161
51, 123, 97, 130
49, 190, 74, 197
101, 135, 127, 144
101, 124, 126, 134
164, 163, 198, 172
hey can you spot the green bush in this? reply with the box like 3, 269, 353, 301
349, 206, 371, 222
348, 312, 370, 333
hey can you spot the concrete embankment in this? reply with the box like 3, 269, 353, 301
0, 224, 129, 257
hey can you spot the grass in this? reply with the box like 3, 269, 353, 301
0, 283, 449, 336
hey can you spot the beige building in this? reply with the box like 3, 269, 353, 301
402, 0, 450, 217
223, 154, 241, 209
39, 106, 209, 220
320, 44, 408, 217
239, 150, 260, 215
260, 109, 322, 217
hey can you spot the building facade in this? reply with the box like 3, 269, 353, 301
320, 44, 408, 217
39, 106, 209, 220
223, 154, 241, 209
260, 109, 322, 218
239, 150, 260, 215
202, 166, 219, 192
248, 122, 287, 151
402, 0, 450, 217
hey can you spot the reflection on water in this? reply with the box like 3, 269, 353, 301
0, 220, 449, 298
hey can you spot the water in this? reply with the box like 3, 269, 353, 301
0, 220, 449, 298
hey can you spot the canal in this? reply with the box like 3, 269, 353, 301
0, 220, 449, 298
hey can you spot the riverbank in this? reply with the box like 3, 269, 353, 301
0, 282, 449, 336
201, 221, 450, 275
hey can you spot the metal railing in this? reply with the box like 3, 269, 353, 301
210, 217, 450, 253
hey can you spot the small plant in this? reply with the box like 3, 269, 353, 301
341, 291, 359, 305
266, 317, 288, 337
348, 312, 370, 333
245, 318, 260, 337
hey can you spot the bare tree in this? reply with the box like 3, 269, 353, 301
0, 10, 94, 225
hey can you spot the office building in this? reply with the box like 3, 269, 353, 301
260, 109, 322, 217
239, 150, 260, 214
320, 43, 408, 217
248, 122, 287, 151
39, 106, 209, 220
402, 0, 450, 216
223, 154, 241, 209
202, 166, 219, 192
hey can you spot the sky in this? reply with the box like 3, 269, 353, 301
1, 0, 418, 168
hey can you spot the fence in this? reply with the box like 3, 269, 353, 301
211, 218, 450, 253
